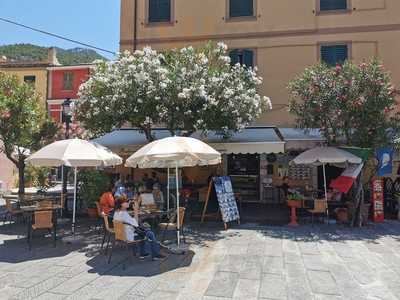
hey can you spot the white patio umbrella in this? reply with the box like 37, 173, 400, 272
292, 147, 362, 217
125, 136, 221, 246
25, 138, 123, 233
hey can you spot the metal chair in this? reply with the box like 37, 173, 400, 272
4, 199, 23, 224
307, 199, 328, 225
100, 212, 114, 254
159, 207, 186, 243
108, 220, 146, 269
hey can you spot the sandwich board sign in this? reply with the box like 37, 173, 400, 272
201, 176, 240, 229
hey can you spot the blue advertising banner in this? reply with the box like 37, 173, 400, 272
377, 148, 393, 176
213, 176, 240, 223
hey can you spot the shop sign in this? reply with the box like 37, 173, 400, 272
377, 148, 393, 176
372, 178, 384, 222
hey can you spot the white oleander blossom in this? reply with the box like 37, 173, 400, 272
76, 42, 271, 138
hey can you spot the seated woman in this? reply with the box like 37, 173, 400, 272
100, 185, 116, 216
113, 198, 165, 260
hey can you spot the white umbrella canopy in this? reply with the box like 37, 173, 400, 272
26, 139, 123, 167
125, 136, 221, 246
292, 146, 362, 222
25, 138, 123, 234
125, 136, 221, 168
292, 147, 362, 165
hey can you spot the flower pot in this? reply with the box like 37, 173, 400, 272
87, 207, 98, 218
287, 200, 302, 208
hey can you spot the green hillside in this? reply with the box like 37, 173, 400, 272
0, 43, 107, 65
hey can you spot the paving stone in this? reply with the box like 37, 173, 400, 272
232, 278, 260, 299
11, 276, 68, 300
307, 270, 339, 296
342, 258, 376, 285
263, 255, 284, 275
285, 263, 306, 279
0, 286, 24, 299
298, 242, 320, 255
205, 271, 239, 298
259, 273, 287, 300
34, 292, 67, 300
327, 263, 366, 300
286, 274, 313, 300
303, 255, 330, 271
51, 273, 99, 294
217, 255, 244, 273
283, 252, 302, 264
146, 290, 179, 300
239, 258, 262, 280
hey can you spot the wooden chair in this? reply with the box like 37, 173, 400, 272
101, 212, 114, 254
5, 199, 23, 224
307, 199, 328, 225
29, 210, 56, 250
159, 207, 186, 243
108, 220, 145, 269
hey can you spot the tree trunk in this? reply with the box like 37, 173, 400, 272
18, 160, 25, 195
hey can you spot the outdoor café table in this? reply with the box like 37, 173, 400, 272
20, 204, 62, 250
129, 209, 168, 230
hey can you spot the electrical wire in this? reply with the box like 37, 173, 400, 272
0, 17, 116, 55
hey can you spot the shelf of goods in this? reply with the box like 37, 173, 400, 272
230, 174, 259, 202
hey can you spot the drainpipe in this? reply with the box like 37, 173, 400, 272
133, 0, 138, 51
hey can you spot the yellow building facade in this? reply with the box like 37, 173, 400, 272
0, 65, 49, 105
120, 0, 400, 126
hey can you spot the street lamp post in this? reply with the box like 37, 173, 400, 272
61, 98, 72, 206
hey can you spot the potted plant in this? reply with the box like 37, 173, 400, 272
287, 193, 303, 208
78, 169, 110, 218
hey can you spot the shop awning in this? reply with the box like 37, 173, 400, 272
279, 128, 325, 150
92, 127, 285, 155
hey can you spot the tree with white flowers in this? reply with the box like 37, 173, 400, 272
76, 42, 271, 141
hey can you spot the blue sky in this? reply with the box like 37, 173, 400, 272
0, 0, 120, 59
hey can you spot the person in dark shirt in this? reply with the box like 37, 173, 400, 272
279, 176, 290, 198
142, 173, 154, 191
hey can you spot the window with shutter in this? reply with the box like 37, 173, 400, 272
229, 49, 254, 67
320, 0, 347, 11
148, 0, 171, 23
229, 0, 254, 18
63, 72, 74, 90
23, 75, 36, 85
320, 45, 348, 66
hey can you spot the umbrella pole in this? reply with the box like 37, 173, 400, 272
322, 163, 329, 222
176, 162, 180, 246
72, 167, 77, 234
167, 168, 170, 211
61, 165, 64, 218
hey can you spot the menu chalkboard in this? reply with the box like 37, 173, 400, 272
212, 176, 240, 224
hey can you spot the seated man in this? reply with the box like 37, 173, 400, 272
113, 198, 165, 260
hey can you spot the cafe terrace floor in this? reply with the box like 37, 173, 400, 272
1, 218, 400, 300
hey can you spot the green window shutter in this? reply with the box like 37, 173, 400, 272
243, 50, 254, 67
229, 50, 240, 65
149, 0, 171, 23
321, 45, 348, 66
229, 49, 254, 67
320, 0, 347, 11
229, 0, 253, 18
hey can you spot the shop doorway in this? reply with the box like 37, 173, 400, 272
317, 164, 344, 192
228, 154, 260, 202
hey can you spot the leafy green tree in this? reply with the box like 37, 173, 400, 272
288, 59, 400, 148
76, 42, 270, 141
0, 72, 58, 194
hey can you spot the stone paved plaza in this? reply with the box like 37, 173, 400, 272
1, 220, 400, 300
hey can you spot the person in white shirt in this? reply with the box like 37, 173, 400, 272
113, 199, 165, 260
